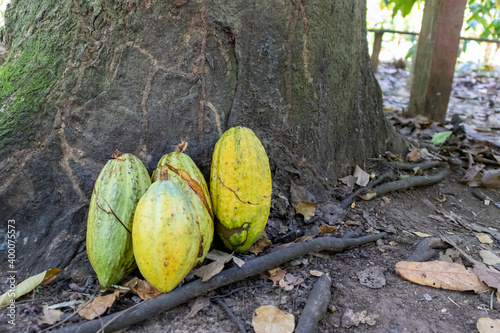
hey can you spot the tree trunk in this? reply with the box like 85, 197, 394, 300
0, 0, 404, 282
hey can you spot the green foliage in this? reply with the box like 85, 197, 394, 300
382, 0, 420, 18
466, 0, 500, 39
380, 0, 500, 39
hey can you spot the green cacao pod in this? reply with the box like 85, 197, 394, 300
133, 181, 202, 292
210, 127, 272, 252
86, 153, 151, 288
151, 151, 213, 264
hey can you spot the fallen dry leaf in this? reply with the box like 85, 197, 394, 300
318, 224, 337, 234
413, 232, 432, 238
476, 233, 494, 244
477, 317, 500, 333
268, 267, 286, 287
37, 305, 63, 325
354, 165, 370, 187
310, 270, 323, 277
232, 256, 245, 267
473, 262, 500, 290
459, 164, 484, 186
252, 305, 295, 333
395, 261, 489, 293
123, 277, 162, 300
279, 279, 294, 291
248, 232, 272, 255
341, 308, 378, 328
0, 267, 62, 308
482, 170, 500, 188
205, 249, 233, 261
479, 250, 500, 266
296, 201, 316, 221
406, 147, 432, 162
194, 250, 233, 282
187, 296, 211, 319
78, 292, 119, 320
339, 175, 357, 187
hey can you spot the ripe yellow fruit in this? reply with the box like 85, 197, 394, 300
210, 127, 272, 252
132, 181, 202, 293
151, 152, 213, 264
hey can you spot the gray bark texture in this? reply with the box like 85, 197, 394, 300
0, 0, 404, 282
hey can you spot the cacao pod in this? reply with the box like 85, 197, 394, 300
86, 153, 151, 288
133, 181, 202, 292
210, 126, 272, 252
151, 152, 213, 264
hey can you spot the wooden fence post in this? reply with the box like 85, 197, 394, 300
407, 0, 467, 123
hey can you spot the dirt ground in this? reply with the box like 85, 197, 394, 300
1, 62, 499, 332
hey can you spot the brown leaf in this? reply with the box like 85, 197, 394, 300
477, 317, 500, 333
248, 232, 272, 255
279, 278, 294, 291
473, 262, 500, 290
78, 292, 118, 320
37, 305, 63, 325
284, 273, 304, 286
267, 268, 286, 287
296, 201, 316, 221
252, 305, 295, 333
318, 224, 337, 234
395, 261, 489, 293
123, 277, 162, 300
193, 250, 233, 282
476, 233, 494, 244
482, 169, 500, 188
406, 147, 431, 162
186, 296, 211, 319
310, 270, 323, 277
459, 164, 484, 185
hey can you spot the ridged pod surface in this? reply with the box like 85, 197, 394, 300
151, 152, 213, 264
210, 127, 272, 252
133, 181, 202, 293
86, 153, 151, 288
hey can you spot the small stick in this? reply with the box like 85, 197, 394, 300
340, 174, 389, 209
295, 274, 332, 333
51, 233, 386, 333
388, 161, 441, 171
214, 298, 246, 333
361, 169, 448, 200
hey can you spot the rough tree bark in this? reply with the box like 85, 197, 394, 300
0, 0, 404, 282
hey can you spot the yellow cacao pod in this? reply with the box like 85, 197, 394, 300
133, 181, 202, 293
86, 153, 151, 288
151, 152, 213, 264
210, 126, 272, 252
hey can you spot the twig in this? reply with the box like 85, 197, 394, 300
51, 233, 386, 333
340, 174, 390, 209
388, 161, 441, 171
295, 274, 332, 333
361, 169, 448, 200
214, 298, 246, 333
